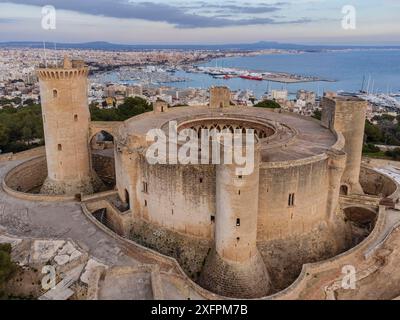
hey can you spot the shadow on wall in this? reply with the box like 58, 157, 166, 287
4, 157, 47, 194
360, 166, 397, 197
90, 131, 116, 190
344, 206, 377, 247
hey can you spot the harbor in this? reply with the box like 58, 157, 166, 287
183, 66, 334, 84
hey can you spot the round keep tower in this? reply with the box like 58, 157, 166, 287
36, 57, 99, 195
200, 133, 270, 298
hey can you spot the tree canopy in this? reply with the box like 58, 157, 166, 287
0, 97, 154, 154
364, 118, 400, 146
312, 110, 322, 120
254, 100, 281, 109
0, 104, 44, 153
90, 97, 153, 122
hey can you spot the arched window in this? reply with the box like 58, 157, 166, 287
288, 193, 295, 207
125, 189, 130, 209
53, 89, 58, 98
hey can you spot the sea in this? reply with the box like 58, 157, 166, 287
167, 49, 400, 99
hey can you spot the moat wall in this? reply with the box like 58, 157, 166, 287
130, 219, 212, 281
129, 216, 352, 293
4, 156, 47, 193
92, 153, 116, 187
0, 146, 45, 163
258, 222, 352, 293
360, 166, 397, 197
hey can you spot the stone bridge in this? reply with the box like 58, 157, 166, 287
89, 122, 122, 141
340, 194, 381, 212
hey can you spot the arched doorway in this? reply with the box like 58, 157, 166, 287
90, 130, 116, 190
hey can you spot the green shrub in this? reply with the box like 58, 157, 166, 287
312, 110, 322, 120
385, 148, 400, 161
363, 144, 381, 154
254, 100, 281, 109
0, 243, 16, 299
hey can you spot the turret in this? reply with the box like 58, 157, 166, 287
322, 94, 367, 195
209, 86, 231, 109
200, 133, 270, 298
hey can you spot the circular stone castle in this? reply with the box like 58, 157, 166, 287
4, 57, 400, 300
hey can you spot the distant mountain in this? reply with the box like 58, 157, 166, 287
0, 41, 399, 51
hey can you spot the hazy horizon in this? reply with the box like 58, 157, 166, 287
0, 1, 399, 45
1, 40, 400, 48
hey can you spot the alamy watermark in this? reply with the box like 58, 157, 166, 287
41, 265, 56, 290
341, 265, 357, 290
41, 5, 56, 30
342, 5, 356, 30
145, 121, 257, 176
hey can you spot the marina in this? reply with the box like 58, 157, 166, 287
87, 49, 400, 103
183, 66, 333, 84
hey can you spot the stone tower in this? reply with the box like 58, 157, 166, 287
37, 57, 98, 195
322, 93, 367, 195
153, 99, 168, 113
209, 86, 231, 108
200, 136, 270, 298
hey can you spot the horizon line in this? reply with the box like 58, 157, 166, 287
1, 40, 400, 48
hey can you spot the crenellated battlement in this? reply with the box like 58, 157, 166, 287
36, 67, 89, 81
36, 56, 89, 81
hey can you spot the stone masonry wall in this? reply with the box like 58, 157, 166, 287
4, 156, 47, 193
360, 166, 397, 197
136, 156, 216, 239
92, 154, 116, 187
0, 146, 45, 163
258, 158, 330, 241
130, 219, 212, 281
258, 220, 352, 293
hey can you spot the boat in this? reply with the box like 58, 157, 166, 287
239, 75, 263, 81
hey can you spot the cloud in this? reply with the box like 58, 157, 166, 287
179, 2, 288, 15
0, 0, 312, 28
0, 18, 16, 23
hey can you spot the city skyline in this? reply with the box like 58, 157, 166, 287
0, 0, 399, 45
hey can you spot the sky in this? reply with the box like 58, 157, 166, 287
0, 0, 399, 45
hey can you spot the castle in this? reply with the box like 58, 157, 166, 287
4, 57, 397, 300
